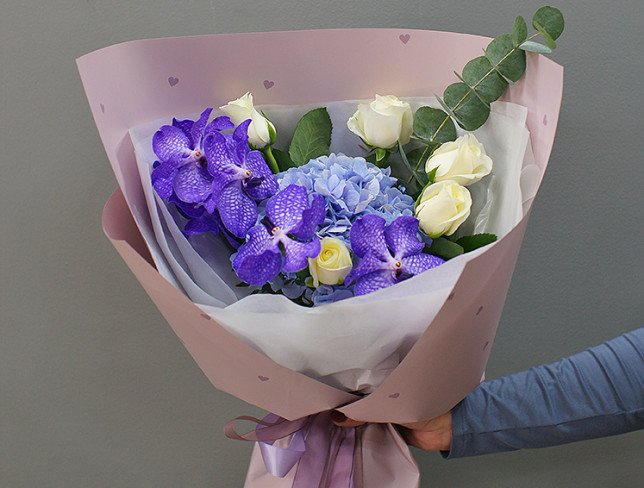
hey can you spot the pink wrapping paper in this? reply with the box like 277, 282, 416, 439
78, 28, 563, 486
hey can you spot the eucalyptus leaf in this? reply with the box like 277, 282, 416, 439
413, 106, 457, 144
485, 33, 526, 82
443, 82, 490, 131
406, 146, 431, 172
271, 147, 297, 171
288, 107, 332, 165
428, 237, 464, 260
512, 16, 528, 46
533, 6, 565, 41
455, 233, 498, 252
519, 40, 553, 54
461, 56, 508, 103
534, 22, 557, 49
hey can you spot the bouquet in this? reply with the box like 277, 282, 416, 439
79, 6, 564, 487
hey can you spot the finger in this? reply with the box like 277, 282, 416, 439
330, 410, 365, 428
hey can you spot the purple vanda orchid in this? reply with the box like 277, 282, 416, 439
233, 185, 325, 286
151, 108, 234, 211
345, 214, 444, 295
203, 119, 279, 238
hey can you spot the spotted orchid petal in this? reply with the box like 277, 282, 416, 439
345, 251, 388, 285
153, 125, 192, 163
244, 151, 279, 200
266, 184, 308, 231
172, 118, 195, 146
385, 215, 425, 259
290, 194, 325, 241
283, 238, 321, 273
401, 253, 444, 275
190, 108, 213, 147
217, 182, 258, 238
205, 115, 234, 133
183, 215, 221, 236
204, 131, 238, 176
233, 225, 282, 285
349, 214, 388, 259
151, 161, 180, 199
173, 164, 214, 203
354, 270, 397, 296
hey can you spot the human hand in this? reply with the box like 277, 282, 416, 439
330, 410, 452, 452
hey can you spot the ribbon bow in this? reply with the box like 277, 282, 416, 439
225, 412, 419, 488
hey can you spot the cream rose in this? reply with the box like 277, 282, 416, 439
415, 180, 472, 237
347, 95, 413, 149
425, 134, 493, 186
308, 237, 353, 287
219, 92, 275, 148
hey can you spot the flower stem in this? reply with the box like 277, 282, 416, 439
262, 145, 280, 174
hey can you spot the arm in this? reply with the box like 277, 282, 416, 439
443, 327, 644, 458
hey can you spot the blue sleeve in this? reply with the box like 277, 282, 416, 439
444, 327, 644, 459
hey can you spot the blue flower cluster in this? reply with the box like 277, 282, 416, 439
278, 154, 415, 242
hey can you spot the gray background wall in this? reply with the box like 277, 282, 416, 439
1, 0, 642, 486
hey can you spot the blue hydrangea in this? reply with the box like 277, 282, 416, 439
278, 154, 415, 242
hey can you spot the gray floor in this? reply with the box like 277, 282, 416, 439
2, 0, 642, 486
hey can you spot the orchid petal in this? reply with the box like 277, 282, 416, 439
385, 215, 424, 259
183, 215, 220, 236
172, 117, 195, 146
235, 249, 283, 286
244, 151, 279, 200
290, 194, 325, 240
283, 238, 321, 273
266, 184, 308, 231
153, 125, 192, 162
190, 107, 213, 147
349, 214, 388, 259
345, 251, 388, 285
401, 253, 445, 275
204, 131, 237, 175
217, 182, 258, 238
173, 164, 214, 203
205, 115, 234, 133
354, 270, 397, 296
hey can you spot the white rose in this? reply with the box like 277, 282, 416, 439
415, 180, 472, 237
308, 237, 353, 287
219, 92, 275, 148
347, 95, 413, 149
425, 134, 493, 186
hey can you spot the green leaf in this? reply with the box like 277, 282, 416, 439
271, 147, 297, 171
412, 106, 457, 144
426, 166, 438, 184
532, 6, 564, 41
533, 22, 557, 49
288, 107, 332, 165
428, 237, 464, 260
485, 33, 526, 82
512, 16, 528, 46
519, 40, 553, 54
375, 147, 388, 162
406, 146, 431, 171
443, 82, 490, 131
461, 56, 508, 104
455, 233, 498, 252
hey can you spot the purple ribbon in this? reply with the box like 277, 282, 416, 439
226, 412, 364, 488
